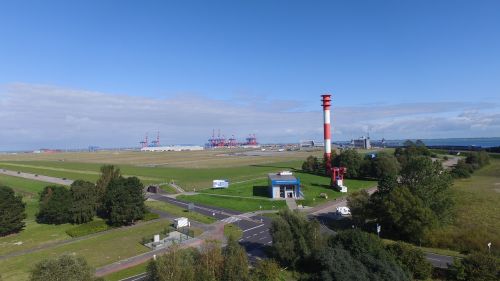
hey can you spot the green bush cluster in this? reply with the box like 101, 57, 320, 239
451, 151, 490, 179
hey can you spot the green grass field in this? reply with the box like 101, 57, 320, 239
425, 158, 500, 255
0, 175, 73, 256
177, 193, 287, 212
0, 159, 305, 190
0, 174, 57, 195
0, 219, 170, 281
194, 171, 376, 211
145, 200, 216, 224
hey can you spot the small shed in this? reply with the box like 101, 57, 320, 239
268, 172, 301, 199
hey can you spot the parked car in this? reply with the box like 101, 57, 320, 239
336, 206, 351, 216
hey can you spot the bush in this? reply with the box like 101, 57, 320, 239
449, 252, 500, 281
386, 242, 432, 280
65, 220, 111, 238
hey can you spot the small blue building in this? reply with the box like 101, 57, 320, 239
268, 172, 301, 199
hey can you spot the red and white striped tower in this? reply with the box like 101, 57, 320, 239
321, 94, 332, 173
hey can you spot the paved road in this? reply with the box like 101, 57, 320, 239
425, 252, 455, 268
148, 193, 272, 261
0, 168, 74, 185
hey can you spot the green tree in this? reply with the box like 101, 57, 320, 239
103, 176, 146, 226
311, 246, 370, 281
252, 259, 282, 281
70, 180, 98, 224
222, 236, 250, 281
322, 230, 410, 281
95, 165, 121, 208
400, 156, 454, 223
302, 155, 321, 174
381, 186, 437, 243
30, 254, 100, 281
147, 246, 197, 281
385, 242, 432, 280
37, 185, 72, 224
0, 185, 26, 236
196, 241, 224, 281
270, 209, 323, 268
371, 153, 401, 179
333, 149, 363, 178
347, 190, 371, 226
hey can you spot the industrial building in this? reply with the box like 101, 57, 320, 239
267, 171, 301, 199
141, 145, 204, 152
352, 136, 371, 149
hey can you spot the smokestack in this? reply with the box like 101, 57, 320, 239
321, 94, 332, 173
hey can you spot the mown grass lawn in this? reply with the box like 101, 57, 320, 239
177, 194, 287, 212
296, 172, 376, 207
198, 171, 376, 208
0, 219, 170, 281
145, 200, 216, 224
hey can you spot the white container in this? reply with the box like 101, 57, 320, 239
174, 217, 189, 229
212, 180, 229, 189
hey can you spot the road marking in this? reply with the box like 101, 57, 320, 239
242, 224, 264, 232
221, 216, 241, 224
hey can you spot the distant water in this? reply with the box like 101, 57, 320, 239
388, 137, 500, 148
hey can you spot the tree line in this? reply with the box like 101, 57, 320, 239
0, 165, 147, 237
269, 209, 499, 281
302, 149, 401, 180
36, 165, 146, 226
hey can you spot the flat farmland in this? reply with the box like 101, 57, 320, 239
0, 149, 321, 168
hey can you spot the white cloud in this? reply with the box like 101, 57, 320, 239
0, 83, 499, 150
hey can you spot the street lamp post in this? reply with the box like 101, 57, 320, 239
260, 205, 262, 222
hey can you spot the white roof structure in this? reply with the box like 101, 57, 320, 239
141, 145, 204, 152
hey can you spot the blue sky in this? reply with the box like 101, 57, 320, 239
0, 0, 499, 150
